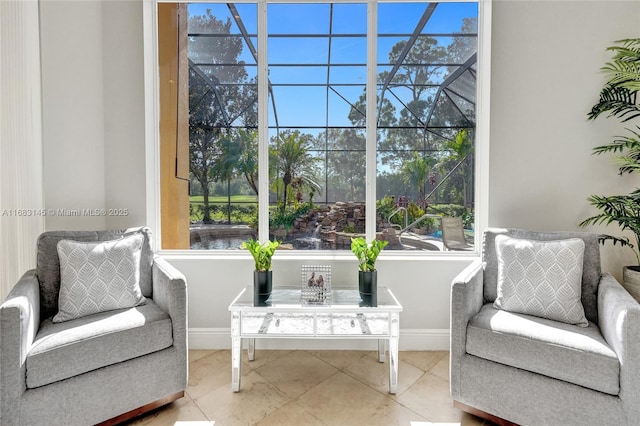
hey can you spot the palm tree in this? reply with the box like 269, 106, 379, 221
234, 129, 259, 196
581, 38, 640, 265
438, 129, 473, 208
273, 131, 321, 210
401, 151, 436, 208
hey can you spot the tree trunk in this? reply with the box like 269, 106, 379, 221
202, 184, 212, 224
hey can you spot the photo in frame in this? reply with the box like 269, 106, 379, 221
301, 265, 332, 304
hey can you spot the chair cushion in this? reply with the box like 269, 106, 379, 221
36, 227, 154, 320
26, 300, 172, 389
493, 235, 588, 327
53, 234, 146, 323
466, 304, 620, 395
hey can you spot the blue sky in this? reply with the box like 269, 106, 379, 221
187, 2, 477, 132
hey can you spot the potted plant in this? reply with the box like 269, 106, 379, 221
351, 237, 388, 306
241, 238, 280, 305
580, 38, 640, 300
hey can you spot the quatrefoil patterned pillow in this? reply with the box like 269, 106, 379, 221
53, 233, 146, 323
493, 235, 588, 327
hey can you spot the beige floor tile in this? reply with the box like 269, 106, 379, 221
194, 370, 289, 426
242, 348, 293, 371
189, 349, 216, 364
296, 372, 389, 425
396, 372, 463, 423
187, 350, 235, 399
400, 351, 448, 373
429, 353, 450, 381
255, 401, 326, 426
363, 396, 430, 425
344, 351, 425, 396
308, 349, 369, 370
255, 350, 339, 399
129, 350, 486, 426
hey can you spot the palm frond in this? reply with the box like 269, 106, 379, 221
592, 127, 640, 175
595, 234, 632, 248
602, 60, 640, 91
613, 156, 640, 174
592, 133, 639, 155
588, 85, 640, 122
608, 38, 640, 58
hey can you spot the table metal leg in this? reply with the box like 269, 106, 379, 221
378, 339, 386, 363
231, 312, 242, 392
248, 338, 255, 361
389, 312, 400, 394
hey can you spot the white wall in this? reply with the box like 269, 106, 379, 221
489, 0, 640, 281
40, 0, 107, 230
37, 0, 640, 350
39, 0, 147, 231
102, 1, 148, 230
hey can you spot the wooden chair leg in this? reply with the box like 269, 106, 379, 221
97, 391, 185, 426
454, 400, 519, 426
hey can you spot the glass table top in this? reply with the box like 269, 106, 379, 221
229, 286, 402, 312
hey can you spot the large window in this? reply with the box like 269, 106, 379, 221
158, 1, 481, 252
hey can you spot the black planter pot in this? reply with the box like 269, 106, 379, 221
358, 270, 377, 307
254, 270, 272, 306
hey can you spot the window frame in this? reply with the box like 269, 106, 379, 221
144, 0, 491, 257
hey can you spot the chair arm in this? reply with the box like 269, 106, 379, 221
1, 270, 40, 422
152, 257, 188, 351
598, 273, 640, 412
450, 259, 485, 397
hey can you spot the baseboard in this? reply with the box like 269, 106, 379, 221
188, 328, 449, 351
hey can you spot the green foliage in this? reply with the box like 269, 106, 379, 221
342, 224, 357, 234
241, 239, 280, 271
580, 192, 640, 264
406, 202, 425, 223
376, 196, 397, 221
190, 202, 257, 225
588, 39, 640, 122
350, 237, 388, 272
591, 128, 640, 175
269, 202, 314, 230
581, 38, 640, 265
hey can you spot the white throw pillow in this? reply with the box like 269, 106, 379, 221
53, 233, 146, 323
493, 235, 588, 327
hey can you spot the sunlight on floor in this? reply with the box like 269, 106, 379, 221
174, 422, 215, 425
410, 423, 462, 426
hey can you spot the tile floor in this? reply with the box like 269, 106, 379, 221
127, 349, 491, 426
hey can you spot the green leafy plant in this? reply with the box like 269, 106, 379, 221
350, 237, 388, 272
580, 38, 640, 265
241, 239, 280, 271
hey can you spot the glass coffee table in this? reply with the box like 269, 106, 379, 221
228, 286, 403, 393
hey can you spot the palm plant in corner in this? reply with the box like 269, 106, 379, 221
580, 38, 640, 300
241, 238, 280, 305
351, 237, 388, 306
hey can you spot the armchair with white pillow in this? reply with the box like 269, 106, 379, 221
450, 228, 640, 426
0, 227, 187, 425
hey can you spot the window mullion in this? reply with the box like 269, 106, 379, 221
365, 0, 377, 241
258, 0, 269, 242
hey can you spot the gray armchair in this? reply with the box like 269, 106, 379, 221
0, 227, 187, 425
451, 228, 640, 426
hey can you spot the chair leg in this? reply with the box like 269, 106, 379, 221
454, 400, 519, 426
97, 391, 185, 426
